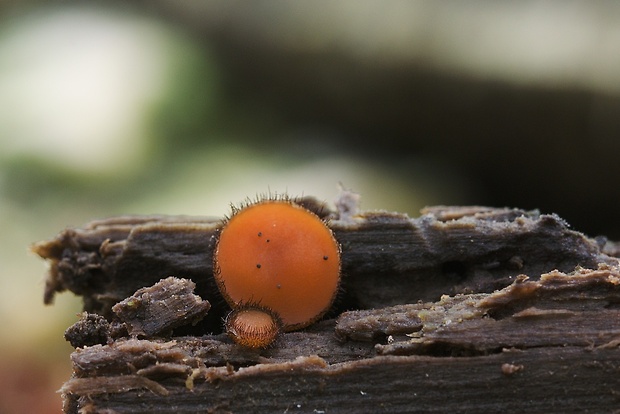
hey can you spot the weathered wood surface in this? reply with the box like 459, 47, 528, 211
111, 277, 210, 338
34, 202, 620, 413
64, 348, 620, 413
34, 203, 615, 330
57, 266, 620, 413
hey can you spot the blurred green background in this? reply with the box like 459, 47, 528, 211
2, 1, 620, 412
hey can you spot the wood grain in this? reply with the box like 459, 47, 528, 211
33, 202, 620, 413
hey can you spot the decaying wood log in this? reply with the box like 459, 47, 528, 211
33, 199, 620, 413
34, 202, 615, 331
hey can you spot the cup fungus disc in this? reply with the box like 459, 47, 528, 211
214, 200, 341, 331
225, 306, 281, 349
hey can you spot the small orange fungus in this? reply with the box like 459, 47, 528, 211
214, 199, 341, 337
225, 306, 281, 349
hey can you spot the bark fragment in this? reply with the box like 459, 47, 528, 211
111, 277, 210, 338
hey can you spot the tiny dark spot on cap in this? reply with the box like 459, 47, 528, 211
266, 239, 270, 243
258, 232, 262, 237
323, 255, 329, 260
276, 284, 281, 289
256, 264, 261, 269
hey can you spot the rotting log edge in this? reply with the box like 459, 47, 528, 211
59, 265, 620, 413
32, 202, 620, 413
62, 348, 620, 413
33, 203, 617, 327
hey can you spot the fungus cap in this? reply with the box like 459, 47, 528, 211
214, 200, 341, 331
225, 306, 281, 349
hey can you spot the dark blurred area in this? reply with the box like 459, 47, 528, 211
1, 1, 620, 413
150, 0, 620, 239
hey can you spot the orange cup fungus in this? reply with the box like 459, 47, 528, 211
225, 306, 281, 349
213, 198, 341, 348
